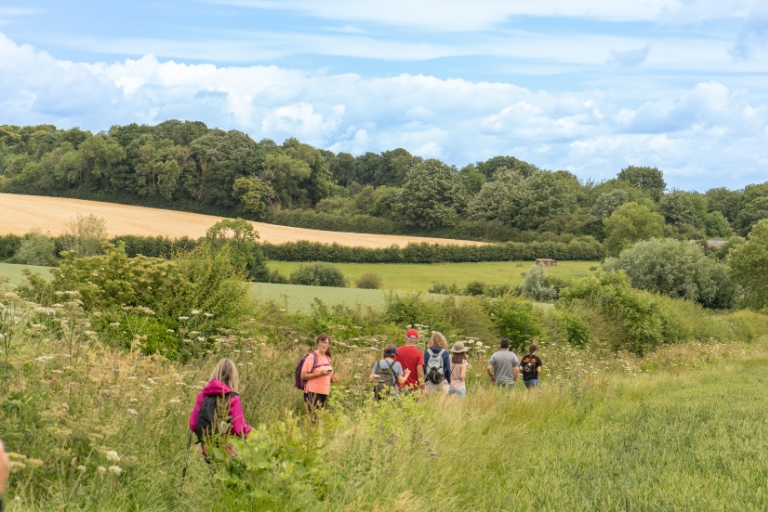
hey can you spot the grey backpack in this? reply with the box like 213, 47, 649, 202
425, 349, 446, 384
373, 360, 398, 400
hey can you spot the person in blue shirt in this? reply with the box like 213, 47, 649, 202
423, 332, 451, 395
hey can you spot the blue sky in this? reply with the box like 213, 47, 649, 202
1, 1, 767, 190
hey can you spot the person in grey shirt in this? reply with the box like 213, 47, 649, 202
486, 338, 520, 387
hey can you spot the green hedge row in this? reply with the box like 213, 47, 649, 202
111, 235, 200, 258
271, 210, 399, 235
0, 234, 23, 260
261, 239, 603, 263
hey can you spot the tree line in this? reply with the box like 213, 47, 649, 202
0, 121, 765, 247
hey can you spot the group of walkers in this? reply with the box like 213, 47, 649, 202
187, 329, 542, 461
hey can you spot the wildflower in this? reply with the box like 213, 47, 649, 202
129, 398, 138, 402
197, 336, 205, 342
169, 398, 181, 404
127, 409, 138, 415
8, 453, 27, 462
203, 312, 213, 318
77, 465, 87, 472
166, 329, 175, 333
191, 309, 200, 315
9, 461, 26, 472
108, 465, 123, 476
178, 316, 189, 321
106, 451, 120, 463
35, 355, 55, 363
97, 466, 106, 474
109, 322, 120, 327
27, 458, 44, 468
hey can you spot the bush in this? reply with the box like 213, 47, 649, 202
0, 234, 23, 261
483, 298, 543, 351
289, 263, 347, 287
521, 264, 558, 302
10, 230, 57, 266
428, 283, 460, 295
355, 272, 382, 289
554, 311, 591, 347
729, 219, 768, 310
604, 238, 736, 309
57, 213, 108, 257
560, 269, 686, 354
464, 281, 487, 296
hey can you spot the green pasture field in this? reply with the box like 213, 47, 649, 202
268, 260, 597, 292
0, 262, 52, 285
247, 282, 439, 312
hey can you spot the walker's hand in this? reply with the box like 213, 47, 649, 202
331, 375, 339, 383
404, 369, 411, 377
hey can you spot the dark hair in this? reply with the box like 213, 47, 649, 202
529, 344, 537, 354
451, 352, 467, 365
500, 338, 511, 349
316, 333, 332, 358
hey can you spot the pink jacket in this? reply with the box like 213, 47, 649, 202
189, 379, 253, 439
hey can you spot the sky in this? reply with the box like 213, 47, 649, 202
1, 1, 767, 190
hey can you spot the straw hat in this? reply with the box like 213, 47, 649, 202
450, 341, 468, 353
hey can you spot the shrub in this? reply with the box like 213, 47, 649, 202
428, 283, 460, 295
0, 234, 23, 261
560, 269, 685, 354
355, 272, 382, 289
57, 213, 108, 257
604, 238, 736, 309
554, 311, 591, 347
520, 264, 558, 302
289, 263, 347, 287
464, 281, 487, 296
729, 219, 768, 310
204, 218, 270, 282
11, 230, 57, 266
483, 298, 543, 351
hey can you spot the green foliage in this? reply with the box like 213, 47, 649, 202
617, 165, 666, 201
428, 283, 461, 295
585, 188, 628, 237
561, 270, 688, 354
735, 183, 768, 236
464, 280, 487, 296
483, 298, 543, 351
0, 234, 23, 261
262, 238, 603, 263
553, 311, 591, 346
289, 263, 347, 287
11, 230, 57, 266
57, 213, 108, 257
232, 176, 275, 219
204, 218, 270, 281
395, 159, 466, 229
521, 264, 558, 302
355, 272, 382, 289
604, 238, 736, 309
728, 219, 768, 310
703, 211, 734, 238
603, 202, 665, 257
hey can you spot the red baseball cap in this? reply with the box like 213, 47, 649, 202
406, 329, 419, 339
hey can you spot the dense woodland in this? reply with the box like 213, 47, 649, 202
0, 120, 762, 249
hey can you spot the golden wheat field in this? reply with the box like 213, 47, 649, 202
0, 193, 483, 248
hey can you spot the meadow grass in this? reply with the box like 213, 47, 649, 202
4, 322, 768, 511
267, 260, 597, 292
0, 263, 51, 286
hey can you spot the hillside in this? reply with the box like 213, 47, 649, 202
0, 193, 483, 249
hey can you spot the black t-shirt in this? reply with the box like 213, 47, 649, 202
520, 354, 542, 381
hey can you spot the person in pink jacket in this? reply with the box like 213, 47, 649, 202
189, 358, 252, 456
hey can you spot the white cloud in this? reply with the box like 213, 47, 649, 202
211, 0, 748, 30
1, 32, 767, 189
607, 44, 650, 67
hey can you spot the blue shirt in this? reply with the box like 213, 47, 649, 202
423, 348, 451, 383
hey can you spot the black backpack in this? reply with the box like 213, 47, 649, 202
373, 360, 398, 400
194, 392, 237, 444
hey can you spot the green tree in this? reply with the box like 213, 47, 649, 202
603, 238, 735, 309
395, 159, 465, 229
660, 191, 705, 237
521, 264, 557, 302
603, 202, 665, 257
617, 166, 666, 201
11, 229, 57, 266
703, 211, 734, 238
705, 187, 742, 224
735, 183, 768, 236
476, 156, 536, 179
458, 164, 486, 196
728, 219, 768, 309
585, 189, 628, 238
232, 176, 275, 219
203, 219, 269, 281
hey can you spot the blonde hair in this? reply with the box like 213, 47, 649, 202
428, 332, 448, 349
210, 358, 239, 392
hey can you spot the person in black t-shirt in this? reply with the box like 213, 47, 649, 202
520, 344, 542, 388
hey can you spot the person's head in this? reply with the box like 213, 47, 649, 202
383, 344, 398, 359
316, 333, 332, 357
210, 357, 239, 392
450, 341, 468, 364
405, 328, 419, 344
500, 338, 511, 350
529, 343, 537, 355
428, 332, 448, 349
